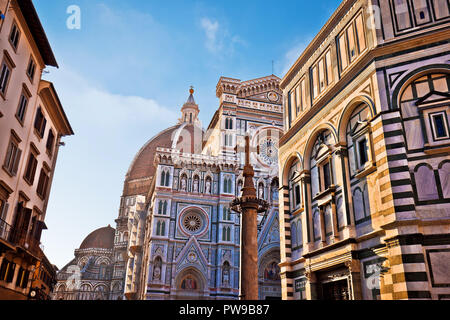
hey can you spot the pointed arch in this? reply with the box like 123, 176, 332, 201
163, 201, 168, 215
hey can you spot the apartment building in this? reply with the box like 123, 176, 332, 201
0, 0, 73, 299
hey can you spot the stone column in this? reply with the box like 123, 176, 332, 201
239, 199, 259, 300
300, 172, 314, 254
305, 271, 318, 300
334, 146, 355, 238
330, 196, 339, 242
319, 206, 326, 247
346, 260, 362, 300
231, 135, 268, 300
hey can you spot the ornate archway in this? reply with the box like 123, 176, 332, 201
174, 267, 208, 300
258, 249, 282, 300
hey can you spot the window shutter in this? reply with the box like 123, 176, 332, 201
12, 148, 22, 176
4, 142, 14, 169
30, 157, 37, 183
41, 118, 47, 138
46, 130, 55, 153
1, 202, 9, 221
34, 108, 42, 130
6, 262, 15, 283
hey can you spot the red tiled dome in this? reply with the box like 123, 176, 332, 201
122, 123, 203, 197
79, 225, 115, 250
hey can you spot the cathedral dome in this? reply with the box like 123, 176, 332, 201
122, 88, 203, 197
79, 225, 115, 250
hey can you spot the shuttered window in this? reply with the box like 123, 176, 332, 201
34, 107, 47, 139
3, 135, 22, 177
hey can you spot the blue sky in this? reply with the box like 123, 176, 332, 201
35, 0, 342, 268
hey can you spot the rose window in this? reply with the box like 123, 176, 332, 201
183, 214, 202, 232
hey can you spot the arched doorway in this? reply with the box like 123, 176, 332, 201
258, 249, 282, 300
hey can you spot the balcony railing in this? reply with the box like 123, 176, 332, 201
1, 224, 42, 257
0, 219, 12, 243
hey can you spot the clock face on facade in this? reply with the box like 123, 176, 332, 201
259, 137, 278, 166
268, 92, 279, 102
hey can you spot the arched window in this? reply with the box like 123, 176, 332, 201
225, 118, 233, 130
158, 201, 163, 214
160, 169, 166, 186
123, 232, 128, 242
163, 201, 168, 215
156, 221, 161, 235
223, 207, 231, 221
288, 160, 301, 211
161, 221, 166, 236
165, 170, 170, 187
222, 226, 231, 241
346, 104, 372, 173
310, 130, 335, 196
224, 177, 232, 194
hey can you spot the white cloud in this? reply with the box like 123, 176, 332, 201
201, 18, 221, 53
200, 17, 246, 56
40, 66, 178, 268
46, 65, 177, 130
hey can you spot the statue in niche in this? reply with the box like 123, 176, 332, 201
222, 262, 230, 286
237, 180, 243, 196
205, 178, 211, 194
180, 175, 187, 192
271, 181, 279, 201
193, 176, 199, 193
258, 184, 264, 199
173, 177, 178, 190
153, 257, 162, 281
